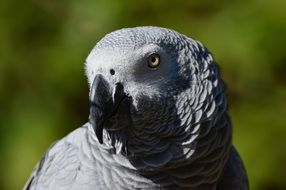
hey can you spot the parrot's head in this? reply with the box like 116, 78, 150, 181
85, 27, 228, 167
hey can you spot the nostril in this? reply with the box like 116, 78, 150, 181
110, 69, 115, 75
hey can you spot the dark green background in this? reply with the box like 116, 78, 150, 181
0, 0, 285, 189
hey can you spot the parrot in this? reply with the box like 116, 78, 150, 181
24, 26, 249, 190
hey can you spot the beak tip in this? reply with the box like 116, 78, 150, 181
95, 127, 104, 144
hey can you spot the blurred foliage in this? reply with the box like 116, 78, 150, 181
0, 0, 285, 189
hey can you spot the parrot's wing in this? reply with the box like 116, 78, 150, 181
217, 146, 249, 190
24, 141, 59, 190
24, 125, 101, 190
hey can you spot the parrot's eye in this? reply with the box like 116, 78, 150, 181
147, 53, 160, 69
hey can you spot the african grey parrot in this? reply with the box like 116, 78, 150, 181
25, 26, 248, 190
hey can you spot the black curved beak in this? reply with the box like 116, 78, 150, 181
89, 74, 131, 144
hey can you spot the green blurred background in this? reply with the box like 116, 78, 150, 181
0, 0, 286, 189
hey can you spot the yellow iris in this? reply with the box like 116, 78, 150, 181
148, 53, 160, 68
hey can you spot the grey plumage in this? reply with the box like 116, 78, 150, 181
25, 26, 249, 190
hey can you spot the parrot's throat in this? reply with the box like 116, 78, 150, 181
90, 109, 232, 189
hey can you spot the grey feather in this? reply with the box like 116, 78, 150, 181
25, 26, 248, 190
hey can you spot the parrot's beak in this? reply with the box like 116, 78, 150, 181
89, 74, 132, 144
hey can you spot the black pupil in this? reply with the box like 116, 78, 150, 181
151, 56, 156, 63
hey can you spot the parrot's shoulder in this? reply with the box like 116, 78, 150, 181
217, 146, 249, 190
24, 124, 102, 190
